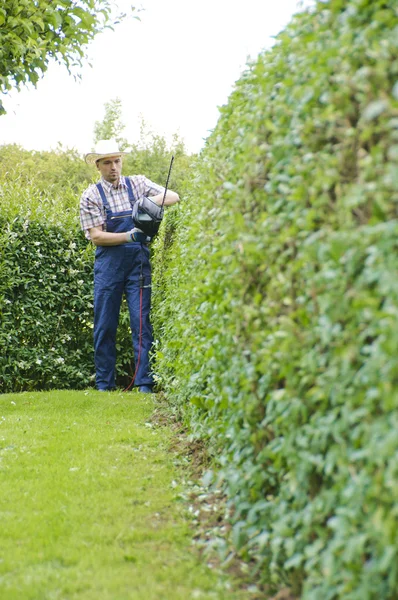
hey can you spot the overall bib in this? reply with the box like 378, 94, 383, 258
94, 178, 154, 390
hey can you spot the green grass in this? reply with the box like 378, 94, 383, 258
0, 390, 245, 600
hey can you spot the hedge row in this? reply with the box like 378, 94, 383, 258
151, 1, 398, 598
0, 183, 135, 393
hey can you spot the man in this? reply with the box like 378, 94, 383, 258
80, 139, 179, 392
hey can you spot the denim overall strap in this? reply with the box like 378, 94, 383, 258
96, 182, 111, 209
124, 176, 136, 206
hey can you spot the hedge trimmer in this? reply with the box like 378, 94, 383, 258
131, 154, 175, 239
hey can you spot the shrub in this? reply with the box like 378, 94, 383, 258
151, 0, 398, 597
0, 182, 135, 392
0, 144, 95, 194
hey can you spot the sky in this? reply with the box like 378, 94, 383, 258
0, 0, 314, 155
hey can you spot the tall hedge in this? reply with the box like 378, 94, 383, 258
151, 0, 398, 597
0, 181, 135, 392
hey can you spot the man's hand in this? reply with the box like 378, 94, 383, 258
126, 228, 151, 243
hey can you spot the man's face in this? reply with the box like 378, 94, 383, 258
96, 155, 122, 184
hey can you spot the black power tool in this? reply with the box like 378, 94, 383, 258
132, 155, 175, 238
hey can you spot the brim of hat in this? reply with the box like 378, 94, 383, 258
85, 151, 129, 165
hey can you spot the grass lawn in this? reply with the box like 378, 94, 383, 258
0, 390, 248, 600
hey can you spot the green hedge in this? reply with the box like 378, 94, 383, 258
0, 218, 93, 391
151, 0, 398, 597
0, 183, 135, 392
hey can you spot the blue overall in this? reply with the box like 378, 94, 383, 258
94, 177, 154, 390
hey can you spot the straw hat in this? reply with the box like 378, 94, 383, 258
84, 139, 129, 165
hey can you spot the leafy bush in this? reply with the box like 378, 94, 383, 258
0, 144, 95, 194
0, 135, 192, 200
0, 217, 93, 391
0, 177, 137, 392
151, 0, 398, 597
0, 132, 192, 393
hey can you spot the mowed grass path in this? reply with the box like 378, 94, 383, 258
0, 391, 244, 600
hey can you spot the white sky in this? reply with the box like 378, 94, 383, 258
0, 0, 313, 155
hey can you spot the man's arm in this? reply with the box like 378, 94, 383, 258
137, 174, 180, 206
150, 190, 180, 206
89, 226, 131, 246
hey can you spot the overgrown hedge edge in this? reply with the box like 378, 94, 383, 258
151, 1, 398, 598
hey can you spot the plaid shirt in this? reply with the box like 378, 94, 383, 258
80, 175, 164, 239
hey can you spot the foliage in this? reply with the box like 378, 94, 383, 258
0, 0, 132, 115
0, 181, 135, 392
0, 143, 95, 195
0, 214, 94, 392
93, 97, 129, 150
0, 128, 193, 198
151, 0, 398, 597
123, 120, 194, 191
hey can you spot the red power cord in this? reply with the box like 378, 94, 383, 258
123, 286, 143, 392
123, 156, 174, 393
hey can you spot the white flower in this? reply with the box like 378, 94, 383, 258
35, 359, 42, 365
